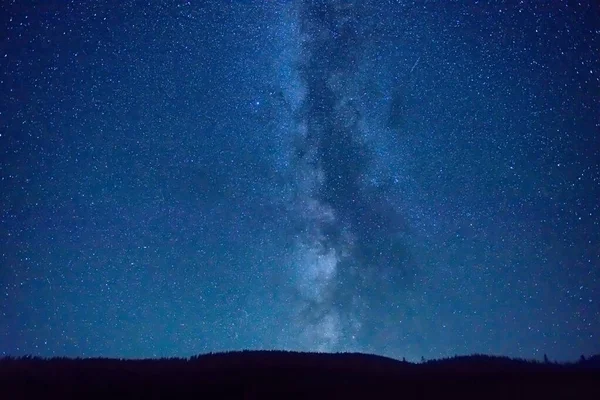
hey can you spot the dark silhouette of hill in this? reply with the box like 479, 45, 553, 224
1, 350, 599, 399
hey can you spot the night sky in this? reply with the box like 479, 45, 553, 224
1, 1, 599, 362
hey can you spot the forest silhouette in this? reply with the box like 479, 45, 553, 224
2, 350, 599, 398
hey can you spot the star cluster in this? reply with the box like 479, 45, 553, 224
1, 1, 598, 362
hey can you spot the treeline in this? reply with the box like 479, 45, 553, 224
2, 350, 598, 368
1, 351, 598, 399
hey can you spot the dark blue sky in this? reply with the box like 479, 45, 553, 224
1, 1, 598, 362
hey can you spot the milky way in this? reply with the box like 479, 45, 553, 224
281, 1, 417, 352
1, 1, 599, 362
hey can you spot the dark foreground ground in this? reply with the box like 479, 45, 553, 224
1, 351, 599, 399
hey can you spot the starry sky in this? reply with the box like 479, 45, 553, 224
1, 0, 599, 362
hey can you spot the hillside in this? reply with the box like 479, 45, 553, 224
1, 350, 599, 399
